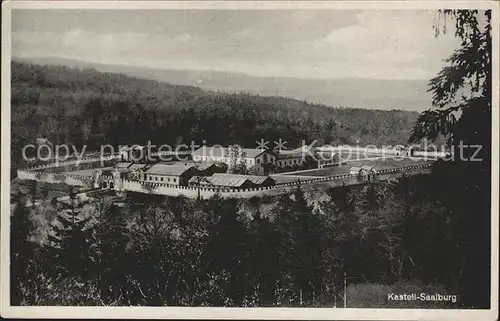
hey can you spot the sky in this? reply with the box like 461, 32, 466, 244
11, 9, 462, 80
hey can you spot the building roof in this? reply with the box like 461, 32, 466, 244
192, 146, 225, 158
36, 138, 52, 145
145, 163, 195, 176
209, 176, 252, 187
189, 176, 214, 184
351, 166, 376, 172
120, 145, 146, 152
165, 161, 197, 167
189, 175, 251, 188
189, 173, 274, 188
115, 162, 133, 168
192, 146, 271, 159
211, 173, 274, 185
317, 151, 339, 158
101, 170, 114, 177
128, 163, 148, 170
240, 148, 272, 158
195, 162, 217, 171
276, 152, 305, 159
290, 145, 318, 154
193, 161, 227, 171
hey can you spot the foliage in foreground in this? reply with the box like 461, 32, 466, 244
410, 10, 492, 308
11, 174, 469, 307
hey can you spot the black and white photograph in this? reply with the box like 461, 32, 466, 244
1, 1, 498, 319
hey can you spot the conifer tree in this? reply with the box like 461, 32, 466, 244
247, 211, 280, 306
320, 186, 362, 294
27, 179, 39, 206
289, 185, 321, 304
361, 181, 384, 213
273, 193, 297, 303
126, 203, 179, 305
47, 187, 95, 278
94, 203, 130, 300
202, 197, 247, 305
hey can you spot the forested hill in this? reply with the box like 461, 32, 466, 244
15, 57, 432, 112
11, 61, 419, 163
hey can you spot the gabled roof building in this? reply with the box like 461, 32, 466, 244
192, 146, 277, 175
189, 173, 275, 189
144, 163, 199, 186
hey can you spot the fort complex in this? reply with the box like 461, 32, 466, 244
16, 142, 440, 199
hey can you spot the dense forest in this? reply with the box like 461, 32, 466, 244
11, 61, 418, 169
11, 175, 458, 307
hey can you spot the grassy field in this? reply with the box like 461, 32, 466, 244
339, 151, 389, 160
284, 156, 432, 178
346, 157, 433, 169
289, 166, 351, 177
66, 167, 113, 177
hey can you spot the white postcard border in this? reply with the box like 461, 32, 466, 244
1, 1, 498, 320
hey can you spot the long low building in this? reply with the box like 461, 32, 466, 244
189, 173, 275, 189
144, 163, 198, 186
108, 161, 228, 186
192, 145, 326, 174
275, 152, 307, 168
316, 152, 343, 168
192, 146, 277, 175
350, 166, 377, 176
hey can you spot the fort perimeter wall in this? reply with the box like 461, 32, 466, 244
17, 160, 433, 199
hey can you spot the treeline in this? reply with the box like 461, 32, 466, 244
12, 172, 460, 307
11, 62, 418, 168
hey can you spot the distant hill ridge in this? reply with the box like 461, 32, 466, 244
14, 56, 432, 112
